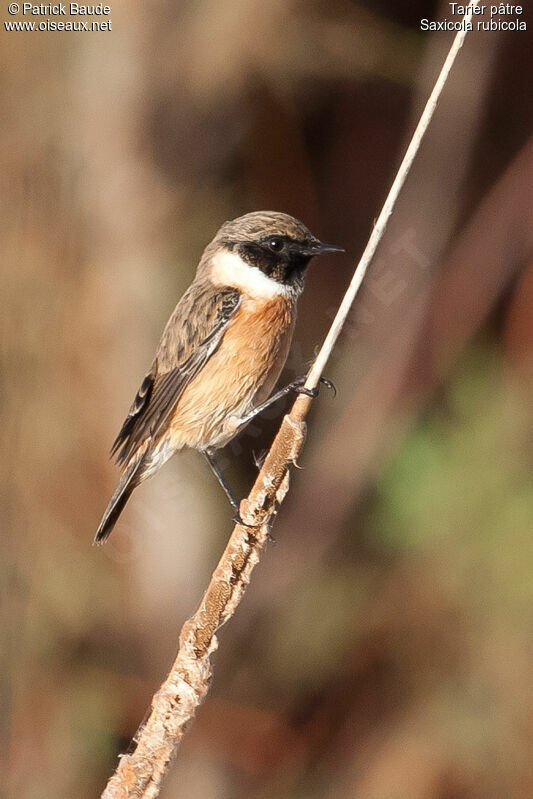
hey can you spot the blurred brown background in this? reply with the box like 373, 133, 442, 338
2, 1, 533, 797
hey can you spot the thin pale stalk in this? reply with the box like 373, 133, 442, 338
297, 0, 481, 412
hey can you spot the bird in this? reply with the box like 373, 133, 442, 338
94, 211, 343, 544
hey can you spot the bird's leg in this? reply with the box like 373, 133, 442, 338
203, 376, 335, 524
202, 449, 269, 529
203, 448, 240, 511
237, 376, 336, 428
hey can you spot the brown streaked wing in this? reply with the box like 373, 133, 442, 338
111, 283, 241, 466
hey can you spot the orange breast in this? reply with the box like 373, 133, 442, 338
168, 294, 296, 450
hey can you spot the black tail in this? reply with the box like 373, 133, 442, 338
94, 456, 145, 545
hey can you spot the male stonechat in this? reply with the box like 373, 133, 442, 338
94, 211, 343, 543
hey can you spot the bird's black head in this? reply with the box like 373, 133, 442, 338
215, 211, 343, 294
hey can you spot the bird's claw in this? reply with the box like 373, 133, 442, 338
319, 377, 337, 398
253, 449, 268, 469
232, 510, 261, 529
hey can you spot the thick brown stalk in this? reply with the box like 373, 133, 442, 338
101, 415, 306, 799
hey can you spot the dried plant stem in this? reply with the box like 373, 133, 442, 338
301, 0, 480, 403
100, 5, 479, 797
101, 416, 306, 799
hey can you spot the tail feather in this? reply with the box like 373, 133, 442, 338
94, 455, 145, 545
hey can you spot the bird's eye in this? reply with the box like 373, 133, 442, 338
268, 238, 284, 252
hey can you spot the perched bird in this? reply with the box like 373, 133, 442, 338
94, 211, 343, 544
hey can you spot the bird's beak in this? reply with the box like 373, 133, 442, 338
298, 239, 344, 257
314, 241, 345, 255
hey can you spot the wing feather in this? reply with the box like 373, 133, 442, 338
111, 283, 241, 465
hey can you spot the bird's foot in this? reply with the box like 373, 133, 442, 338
290, 375, 337, 398
232, 509, 262, 529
